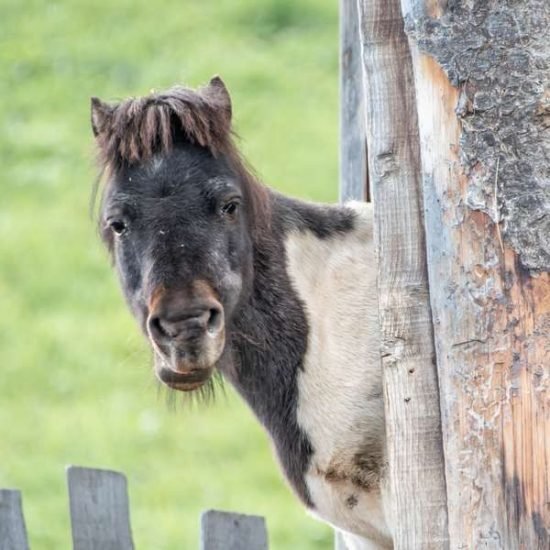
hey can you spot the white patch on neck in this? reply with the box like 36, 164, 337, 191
285, 202, 392, 548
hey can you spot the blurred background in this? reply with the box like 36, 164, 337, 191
0, 0, 339, 547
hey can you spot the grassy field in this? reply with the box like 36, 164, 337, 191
0, 1, 339, 548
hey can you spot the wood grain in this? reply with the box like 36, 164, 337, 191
0, 490, 29, 550
340, 0, 368, 203
200, 510, 268, 550
355, 0, 449, 547
401, 1, 550, 546
67, 466, 134, 550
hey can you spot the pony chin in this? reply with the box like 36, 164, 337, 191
151, 329, 226, 392
154, 358, 213, 392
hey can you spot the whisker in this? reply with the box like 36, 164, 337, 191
155, 370, 226, 412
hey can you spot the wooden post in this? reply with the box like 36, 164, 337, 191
399, 1, 550, 548
0, 490, 29, 550
339, 0, 368, 202
200, 510, 268, 550
67, 466, 134, 550
352, 0, 450, 547
334, 531, 346, 550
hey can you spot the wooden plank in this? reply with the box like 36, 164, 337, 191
0, 490, 29, 550
67, 466, 134, 550
339, 0, 368, 202
200, 510, 268, 550
400, 1, 550, 548
335, 530, 371, 550
334, 531, 347, 550
355, 0, 449, 548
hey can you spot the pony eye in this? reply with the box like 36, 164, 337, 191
109, 219, 128, 236
221, 199, 240, 217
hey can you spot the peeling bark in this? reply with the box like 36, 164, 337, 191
400, 1, 550, 548
404, 0, 550, 271
342, 1, 548, 547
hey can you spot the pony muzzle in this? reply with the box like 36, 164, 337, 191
146, 285, 226, 389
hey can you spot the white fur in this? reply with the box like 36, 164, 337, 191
285, 202, 392, 549
147, 155, 164, 174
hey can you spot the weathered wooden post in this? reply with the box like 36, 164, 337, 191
67, 466, 135, 550
341, 0, 549, 548
353, 0, 449, 546
0, 490, 29, 550
399, 1, 549, 548
340, 0, 368, 203
200, 510, 268, 550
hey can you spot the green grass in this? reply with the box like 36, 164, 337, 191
0, 1, 339, 548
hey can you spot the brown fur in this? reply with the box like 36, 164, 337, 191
320, 442, 383, 492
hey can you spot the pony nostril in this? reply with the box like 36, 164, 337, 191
207, 307, 223, 334
148, 303, 223, 341
148, 316, 170, 340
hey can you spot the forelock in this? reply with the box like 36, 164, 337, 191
94, 85, 232, 171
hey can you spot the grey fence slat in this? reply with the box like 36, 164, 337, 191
0, 490, 29, 550
200, 510, 268, 550
339, 0, 368, 203
334, 531, 348, 550
67, 466, 134, 550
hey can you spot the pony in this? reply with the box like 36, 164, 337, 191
91, 77, 392, 549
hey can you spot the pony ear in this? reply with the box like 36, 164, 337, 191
204, 76, 232, 124
90, 97, 113, 137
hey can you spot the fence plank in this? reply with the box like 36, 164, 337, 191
0, 490, 29, 550
67, 466, 134, 550
334, 531, 347, 550
339, 0, 368, 202
200, 510, 268, 550
355, 0, 449, 547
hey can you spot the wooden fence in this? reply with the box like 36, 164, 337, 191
340, 0, 549, 548
0, 466, 268, 550
4, 3, 547, 549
